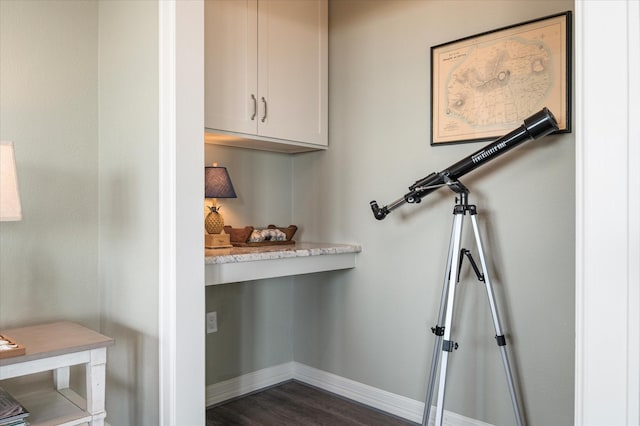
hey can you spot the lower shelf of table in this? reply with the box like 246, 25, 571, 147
5, 385, 96, 426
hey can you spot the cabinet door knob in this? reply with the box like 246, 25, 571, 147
251, 94, 257, 121
261, 97, 267, 122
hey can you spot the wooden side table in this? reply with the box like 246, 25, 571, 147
0, 321, 114, 426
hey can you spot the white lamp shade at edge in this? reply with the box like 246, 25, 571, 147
0, 141, 23, 221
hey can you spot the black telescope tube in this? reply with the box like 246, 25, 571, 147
370, 107, 559, 220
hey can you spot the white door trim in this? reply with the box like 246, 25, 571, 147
159, 1, 205, 425
159, 1, 178, 424
574, 1, 640, 424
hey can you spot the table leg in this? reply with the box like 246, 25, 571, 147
53, 365, 70, 390
85, 347, 107, 426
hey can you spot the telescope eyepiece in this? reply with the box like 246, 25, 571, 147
370, 201, 389, 220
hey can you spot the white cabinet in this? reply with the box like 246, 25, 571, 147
204, 0, 328, 153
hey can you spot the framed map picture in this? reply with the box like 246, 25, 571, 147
431, 11, 572, 145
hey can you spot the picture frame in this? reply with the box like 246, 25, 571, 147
430, 11, 572, 145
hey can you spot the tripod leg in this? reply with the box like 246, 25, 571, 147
423, 213, 462, 426
470, 214, 525, 426
432, 212, 465, 426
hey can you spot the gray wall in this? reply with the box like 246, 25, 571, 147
98, 1, 160, 425
293, 1, 574, 425
0, 0, 100, 329
0, 2, 161, 425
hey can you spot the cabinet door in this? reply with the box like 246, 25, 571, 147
205, 0, 258, 135
257, 0, 328, 146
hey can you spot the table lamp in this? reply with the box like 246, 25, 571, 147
0, 141, 25, 358
1, 141, 22, 222
204, 163, 237, 249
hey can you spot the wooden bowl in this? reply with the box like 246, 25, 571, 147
223, 224, 298, 246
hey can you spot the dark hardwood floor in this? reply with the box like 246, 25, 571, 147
206, 380, 418, 426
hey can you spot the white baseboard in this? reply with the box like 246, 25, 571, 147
205, 361, 494, 426
292, 362, 424, 423
205, 362, 293, 407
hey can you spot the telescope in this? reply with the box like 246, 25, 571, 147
370, 107, 559, 220
371, 107, 560, 426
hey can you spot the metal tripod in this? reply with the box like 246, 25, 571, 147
421, 180, 525, 426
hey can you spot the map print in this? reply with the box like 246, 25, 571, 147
446, 39, 551, 128
431, 13, 569, 144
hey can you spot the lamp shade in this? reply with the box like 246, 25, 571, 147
0, 141, 22, 221
205, 166, 237, 199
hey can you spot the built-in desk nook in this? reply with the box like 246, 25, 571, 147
205, 242, 361, 285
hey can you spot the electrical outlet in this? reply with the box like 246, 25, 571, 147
206, 311, 218, 333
